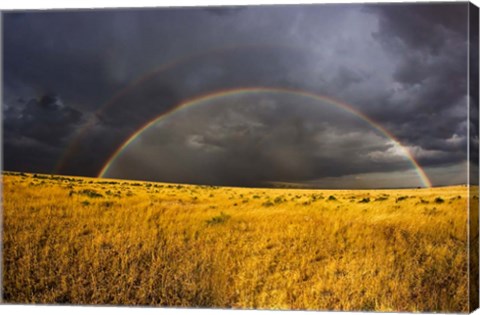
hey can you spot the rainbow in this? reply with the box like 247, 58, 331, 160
98, 87, 432, 188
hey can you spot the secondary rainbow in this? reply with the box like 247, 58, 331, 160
98, 87, 432, 188
55, 43, 305, 173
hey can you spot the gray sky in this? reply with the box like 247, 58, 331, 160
3, 2, 477, 188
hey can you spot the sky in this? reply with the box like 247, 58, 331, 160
2, 1, 478, 188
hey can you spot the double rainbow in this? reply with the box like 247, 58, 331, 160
97, 87, 432, 188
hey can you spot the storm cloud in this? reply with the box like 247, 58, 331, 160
2, 2, 474, 187
104, 92, 426, 188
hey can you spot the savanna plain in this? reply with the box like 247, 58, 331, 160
2, 172, 472, 311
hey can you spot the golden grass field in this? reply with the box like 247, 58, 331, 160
1, 172, 472, 311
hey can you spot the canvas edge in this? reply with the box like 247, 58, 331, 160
0, 9, 5, 306
0, 1, 477, 313
469, 1, 480, 313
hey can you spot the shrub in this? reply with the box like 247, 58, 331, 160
206, 212, 231, 225
434, 197, 445, 204
328, 195, 337, 201
79, 189, 103, 198
33, 174, 49, 180
396, 196, 408, 202
359, 198, 370, 203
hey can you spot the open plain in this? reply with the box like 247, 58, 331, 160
2, 172, 470, 311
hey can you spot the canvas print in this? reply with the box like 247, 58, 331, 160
1, 1, 479, 312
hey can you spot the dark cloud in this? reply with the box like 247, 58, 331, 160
203, 6, 245, 16
370, 3, 467, 54
4, 94, 82, 143
2, 2, 473, 187
3, 93, 83, 172
361, 3, 469, 170
104, 93, 420, 188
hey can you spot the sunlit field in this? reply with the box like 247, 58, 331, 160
2, 172, 470, 311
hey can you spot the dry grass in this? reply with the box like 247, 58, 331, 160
2, 172, 470, 311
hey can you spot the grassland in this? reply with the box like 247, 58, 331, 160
1, 172, 471, 311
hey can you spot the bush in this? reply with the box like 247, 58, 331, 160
206, 212, 230, 225
33, 174, 49, 180
396, 196, 408, 202
328, 195, 337, 201
434, 197, 445, 204
79, 189, 103, 198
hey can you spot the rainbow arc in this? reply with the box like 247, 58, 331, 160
98, 87, 432, 188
